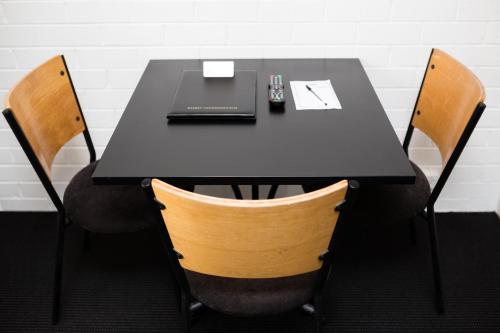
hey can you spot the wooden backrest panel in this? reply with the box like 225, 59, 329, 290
152, 179, 348, 279
4, 56, 85, 177
413, 49, 485, 166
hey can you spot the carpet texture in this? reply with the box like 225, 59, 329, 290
1, 211, 499, 332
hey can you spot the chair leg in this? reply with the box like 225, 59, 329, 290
267, 185, 279, 199
313, 295, 324, 333
52, 213, 66, 325
426, 207, 445, 314
83, 230, 90, 251
231, 185, 243, 200
180, 291, 191, 333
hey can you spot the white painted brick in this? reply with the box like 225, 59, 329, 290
358, 23, 422, 45
228, 24, 293, 45
262, 46, 323, 59
375, 88, 418, 109
68, 1, 195, 23
422, 23, 486, 45
392, 0, 457, 21
0, 50, 17, 68
485, 23, 500, 44
0, 3, 6, 24
0, 26, 102, 46
390, 46, 431, 67
108, 70, 142, 89
486, 88, 500, 107
195, 1, 258, 22
131, 1, 196, 23
13, 49, 78, 69
76, 48, 141, 69
356, 47, 391, 67
102, 25, 164, 46
66, 1, 132, 23
0, 166, 38, 181
293, 23, 357, 45
442, 47, 500, 67
138, 47, 199, 65
83, 110, 118, 128
325, 0, 392, 21
0, 183, 20, 197
365, 69, 420, 88
0, 130, 18, 147
165, 24, 226, 46
70, 70, 107, 89
260, 0, 324, 23
3, 1, 67, 24
78, 89, 132, 109
0, 198, 54, 211
0, 149, 13, 164
474, 68, 500, 87
0, 70, 28, 89
479, 108, 500, 128
458, 0, 500, 20
201, 47, 263, 59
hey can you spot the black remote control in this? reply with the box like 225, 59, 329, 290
268, 74, 285, 107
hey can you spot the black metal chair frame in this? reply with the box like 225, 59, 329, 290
2, 56, 96, 325
142, 178, 359, 333
402, 49, 487, 314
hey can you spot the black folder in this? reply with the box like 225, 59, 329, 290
168, 70, 257, 120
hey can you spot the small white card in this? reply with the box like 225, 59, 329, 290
290, 80, 342, 110
203, 61, 235, 78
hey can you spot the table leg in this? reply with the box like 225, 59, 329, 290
252, 185, 259, 200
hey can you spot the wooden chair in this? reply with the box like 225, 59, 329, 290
355, 48, 487, 313
142, 178, 359, 332
2, 55, 184, 324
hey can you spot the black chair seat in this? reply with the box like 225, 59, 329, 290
355, 161, 431, 221
185, 270, 318, 316
63, 160, 157, 233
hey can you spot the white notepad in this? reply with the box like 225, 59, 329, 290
290, 80, 342, 110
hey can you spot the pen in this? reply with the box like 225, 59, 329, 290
305, 84, 328, 106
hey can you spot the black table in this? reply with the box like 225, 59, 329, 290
93, 59, 415, 192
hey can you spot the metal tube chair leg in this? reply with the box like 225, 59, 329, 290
181, 291, 191, 333
52, 213, 66, 324
267, 185, 279, 199
231, 185, 243, 200
426, 205, 444, 313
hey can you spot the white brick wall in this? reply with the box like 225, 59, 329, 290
0, 0, 499, 212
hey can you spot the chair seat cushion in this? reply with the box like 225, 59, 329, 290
185, 270, 318, 316
63, 160, 157, 233
355, 161, 431, 221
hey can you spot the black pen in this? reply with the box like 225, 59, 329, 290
305, 84, 327, 106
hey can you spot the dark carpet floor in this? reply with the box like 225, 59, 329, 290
1, 211, 499, 332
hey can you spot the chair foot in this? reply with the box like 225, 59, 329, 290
52, 214, 66, 325
427, 207, 445, 314
267, 185, 279, 199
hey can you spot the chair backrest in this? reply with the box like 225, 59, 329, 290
4, 55, 86, 177
412, 49, 485, 166
150, 179, 349, 279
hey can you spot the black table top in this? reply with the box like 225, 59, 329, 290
93, 59, 415, 186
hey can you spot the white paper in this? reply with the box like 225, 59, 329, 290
203, 61, 234, 78
290, 80, 342, 110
